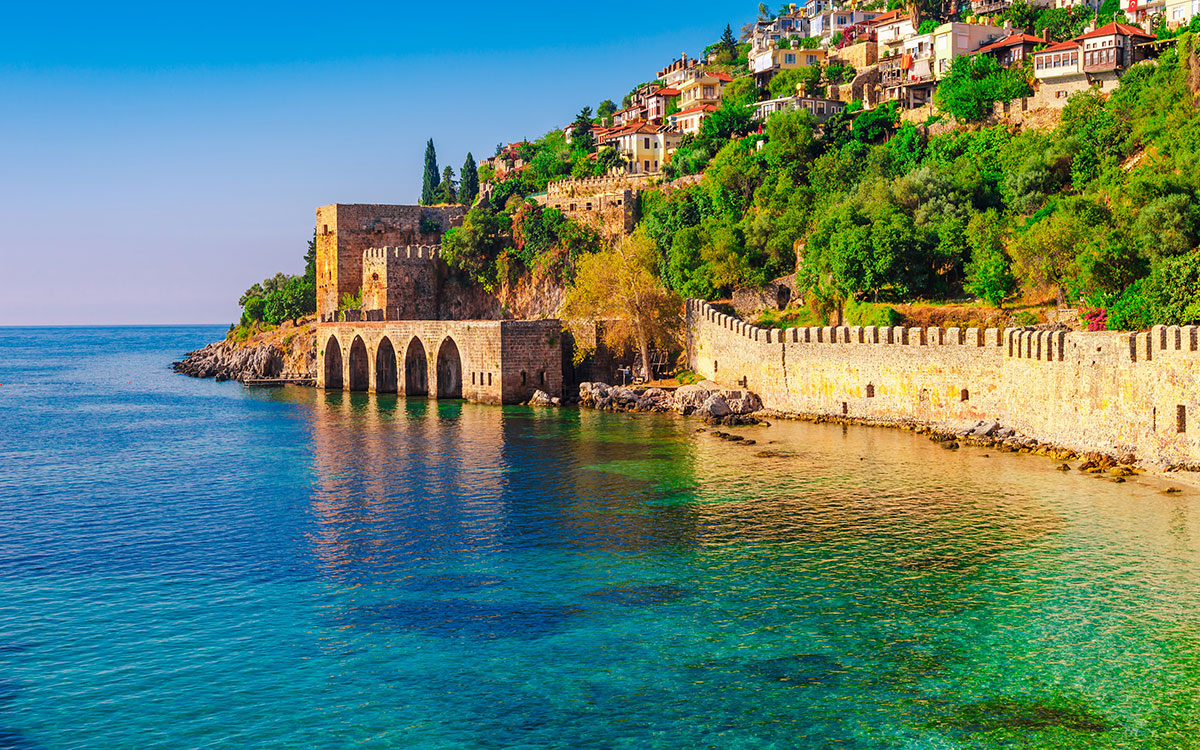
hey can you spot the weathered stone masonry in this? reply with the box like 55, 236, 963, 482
687, 299, 1200, 467
315, 203, 564, 405
317, 319, 562, 405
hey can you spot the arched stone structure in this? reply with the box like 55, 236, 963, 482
436, 337, 463, 399
348, 336, 370, 392
404, 337, 429, 397
324, 335, 343, 390
375, 337, 397, 393
316, 319, 562, 403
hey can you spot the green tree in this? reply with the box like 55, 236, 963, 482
596, 146, 626, 174
436, 165, 457, 204
460, 152, 479, 206
720, 24, 738, 57
441, 205, 509, 285
935, 54, 1032, 123
597, 99, 617, 125
420, 139, 440, 205
304, 229, 317, 282
964, 211, 1015, 306
701, 101, 755, 140
570, 106, 596, 151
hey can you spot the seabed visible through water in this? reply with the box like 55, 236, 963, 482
2, 326, 1200, 748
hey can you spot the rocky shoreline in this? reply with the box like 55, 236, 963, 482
172, 321, 317, 383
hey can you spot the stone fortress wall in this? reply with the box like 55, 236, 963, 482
316, 203, 466, 316
316, 203, 563, 404
538, 174, 655, 236
361, 245, 441, 320
687, 299, 1200, 467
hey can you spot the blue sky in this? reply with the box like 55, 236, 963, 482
0, 1, 753, 325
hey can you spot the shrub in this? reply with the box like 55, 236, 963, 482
845, 299, 901, 327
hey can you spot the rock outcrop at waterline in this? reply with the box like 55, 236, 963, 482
573, 380, 764, 422
173, 320, 317, 383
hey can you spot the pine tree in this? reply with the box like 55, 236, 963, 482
721, 24, 738, 57
420, 139, 440, 205
571, 107, 596, 152
460, 152, 479, 206
437, 166, 457, 204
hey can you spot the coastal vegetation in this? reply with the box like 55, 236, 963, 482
232, 232, 317, 337
472, 31, 1200, 332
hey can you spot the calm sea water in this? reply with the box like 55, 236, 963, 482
2, 327, 1200, 749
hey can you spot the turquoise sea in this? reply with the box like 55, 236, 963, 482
3, 326, 1200, 749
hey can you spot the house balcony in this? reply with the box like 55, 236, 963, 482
1082, 59, 1119, 73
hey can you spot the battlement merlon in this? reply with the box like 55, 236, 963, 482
362, 245, 442, 263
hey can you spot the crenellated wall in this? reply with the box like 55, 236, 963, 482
686, 299, 1200, 466
361, 245, 441, 320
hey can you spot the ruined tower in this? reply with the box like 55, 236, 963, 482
315, 203, 465, 319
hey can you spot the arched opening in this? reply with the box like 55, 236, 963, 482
375, 338, 397, 394
404, 337, 428, 397
324, 335, 343, 390
960, 388, 970, 402
348, 336, 369, 392
436, 337, 463, 399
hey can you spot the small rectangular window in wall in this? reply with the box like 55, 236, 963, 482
1178, 405, 1187, 434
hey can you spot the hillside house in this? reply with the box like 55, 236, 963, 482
670, 103, 718, 134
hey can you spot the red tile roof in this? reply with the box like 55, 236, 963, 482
1035, 40, 1080, 53
653, 87, 681, 97
974, 33, 1045, 54
711, 72, 734, 82
866, 9, 907, 25
673, 103, 719, 117
1077, 21, 1155, 40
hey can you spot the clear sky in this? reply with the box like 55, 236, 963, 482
0, 1, 751, 325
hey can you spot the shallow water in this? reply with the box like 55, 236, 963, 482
2, 326, 1200, 748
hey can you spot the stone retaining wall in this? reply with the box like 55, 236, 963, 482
686, 298, 1200, 466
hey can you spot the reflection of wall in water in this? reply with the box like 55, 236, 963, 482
305, 395, 508, 583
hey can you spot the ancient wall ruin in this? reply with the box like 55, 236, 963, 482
687, 298, 1200, 467
540, 175, 653, 236
317, 319, 563, 405
361, 246, 440, 320
316, 203, 465, 317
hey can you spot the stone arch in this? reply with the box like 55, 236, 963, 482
375, 337, 397, 394
324, 335, 343, 390
404, 337, 429, 397
436, 337, 463, 399
348, 336, 370, 392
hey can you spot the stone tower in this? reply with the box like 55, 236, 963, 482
315, 203, 465, 319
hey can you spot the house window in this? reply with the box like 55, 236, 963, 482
644, 160, 650, 171
644, 137, 651, 148
785, 53, 796, 64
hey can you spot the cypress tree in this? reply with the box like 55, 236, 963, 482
460, 152, 479, 206
438, 166, 457, 204
420, 139, 440, 205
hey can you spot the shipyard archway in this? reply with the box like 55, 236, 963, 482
324, 336, 343, 390
436, 337, 463, 399
348, 336, 370, 392
375, 338, 397, 394
404, 337, 429, 397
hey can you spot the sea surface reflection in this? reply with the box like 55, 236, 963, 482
2, 327, 1200, 748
